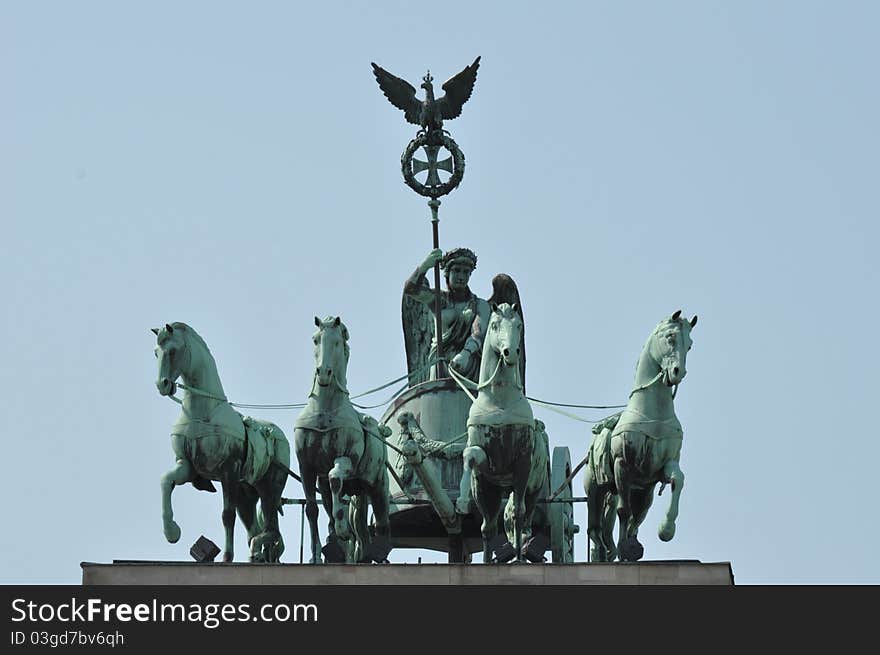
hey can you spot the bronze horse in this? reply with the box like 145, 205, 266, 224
154, 322, 290, 562
294, 316, 391, 563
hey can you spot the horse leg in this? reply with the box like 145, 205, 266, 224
252, 467, 286, 563
329, 457, 353, 542
369, 481, 392, 562
630, 484, 656, 542
658, 460, 685, 542
472, 474, 502, 563
456, 465, 473, 514
236, 486, 271, 563
463, 442, 489, 557
511, 455, 531, 562
269, 465, 287, 560
584, 464, 607, 562
301, 467, 322, 564
349, 495, 368, 563
613, 456, 641, 561
521, 485, 541, 562
160, 458, 193, 543
220, 479, 239, 562
463, 444, 488, 477
601, 491, 619, 562
235, 485, 260, 545
317, 477, 336, 546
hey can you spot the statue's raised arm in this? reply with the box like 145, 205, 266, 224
402, 247, 490, 385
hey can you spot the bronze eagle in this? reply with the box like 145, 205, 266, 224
371, 57, 481, 133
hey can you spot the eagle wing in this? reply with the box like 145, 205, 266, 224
372, 63, 421, 125
437, 56, 481, 121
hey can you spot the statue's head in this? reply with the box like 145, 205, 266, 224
442, 247, 477, 292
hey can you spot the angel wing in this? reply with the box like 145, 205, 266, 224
489, 273, 526, 393
437, 56, 481, 120
402, 284, 434, 386
372, 63, 422, 125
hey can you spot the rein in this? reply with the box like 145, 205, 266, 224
165, 359, 439, 411
448, 364, 477, 401
628, 369, 679, 400
162, 356, 635, 427
476, 355, 503, 391
308, 371, 350, 399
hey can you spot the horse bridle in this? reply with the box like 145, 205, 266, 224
628, 367, 679, 400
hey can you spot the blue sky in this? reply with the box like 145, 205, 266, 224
2, 1, 878, 583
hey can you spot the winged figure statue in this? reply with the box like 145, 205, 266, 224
372, 57, 481, 134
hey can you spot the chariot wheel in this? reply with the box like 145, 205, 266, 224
549, 446, 577, 563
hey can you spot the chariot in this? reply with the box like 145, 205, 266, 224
380, 377, 578, 563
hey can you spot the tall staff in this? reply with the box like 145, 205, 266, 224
429, 198, 443, 376
372, 58, 480, 379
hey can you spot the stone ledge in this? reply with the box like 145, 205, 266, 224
81, 560, 734, 585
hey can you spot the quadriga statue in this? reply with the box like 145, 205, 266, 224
153, 322, 292, 563
583, 310, 697, 562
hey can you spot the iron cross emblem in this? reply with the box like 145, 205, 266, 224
411, 145, 454, 187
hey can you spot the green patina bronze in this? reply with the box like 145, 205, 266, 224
372, 57, 480, 137
372, 57, 480, 198
142, 59, 707, 570
376, 58, 482, 379
153, 322, 291, 563
294, 316, 392, 564
403, 247, 490, 383
583, 310, 697, 562
503, 418, 550, 547
463, 303, 547, 562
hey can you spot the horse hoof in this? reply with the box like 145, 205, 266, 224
321, 540, 348, 564
658, 521, 676, 542
250, 532, 283, 563
619, 537, 644, 561
223, 551, 233, 563
164, 521, 181, 544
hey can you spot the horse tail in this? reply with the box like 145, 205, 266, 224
254, 506, 266, 534
278, 463, 303, 484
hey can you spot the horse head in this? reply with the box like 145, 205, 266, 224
487, 302, 523, 368
648, 310, 698, 388
312, 316, 350, 391
152, 322, 191, 396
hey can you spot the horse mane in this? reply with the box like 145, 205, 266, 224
169, 322, 210, 353
650, 315, 691, 339
635, 315, 692, 371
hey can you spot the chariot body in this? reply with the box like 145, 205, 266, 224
381, 378, 577, 563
